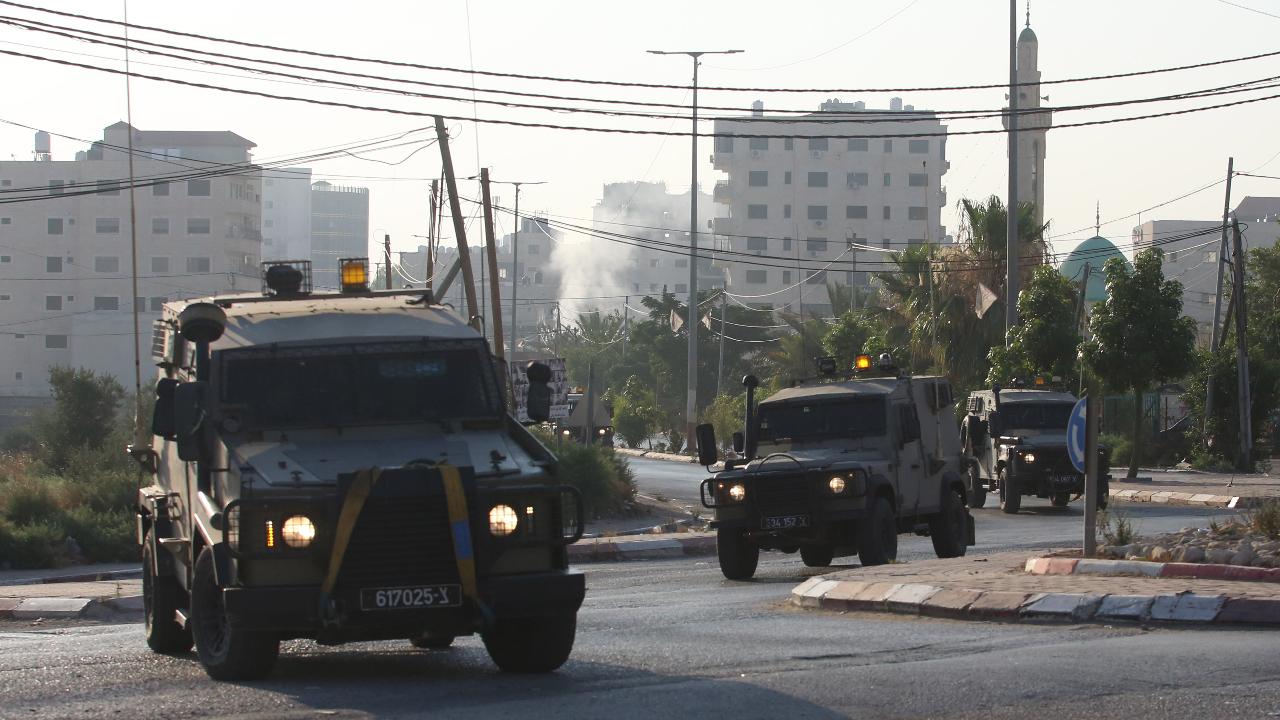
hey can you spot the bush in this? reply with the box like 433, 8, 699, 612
62, 507, 136, 564
1100, 433, 1131, 468
0, 518, 68, 569
534, 428, 636, 517
0, 475, 69, 526
1248, 499, 1280, 541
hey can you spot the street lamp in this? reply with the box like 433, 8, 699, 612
648, 48, 743, 451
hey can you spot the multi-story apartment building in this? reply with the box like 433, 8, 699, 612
1132, 197, 1280, 346
591, 181, 716, 299
711, 98, 949, 318
260, 167, 312, 263
0, 123, 261, 414
310, 181, 369, 289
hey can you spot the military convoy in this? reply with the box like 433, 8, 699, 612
696, 354, 975, 580
130, 259, 585, 680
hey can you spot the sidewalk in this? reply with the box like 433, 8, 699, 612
790, 550, 1280, 626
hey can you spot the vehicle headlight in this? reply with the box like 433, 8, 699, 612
1023, 452, 1036, 463
728, 484, 746, 502
281, 515, 316, 548
828, 476, 846, 494
489, 504, 519, 536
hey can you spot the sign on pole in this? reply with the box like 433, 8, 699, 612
510, 358, 570, 422
1067, 395, 1088, 474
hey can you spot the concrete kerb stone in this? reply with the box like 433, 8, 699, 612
794, 579, 841, 608
1215, 597, 1280, 624
1021, 593, 1104, 621
0, 598, 19, 619
1095, 594, 1155, 622
567, 534, 714, 562
1149, 593, 1226, 622
1075, 558, 1163, 577
819, 581, 870, 610
967, 591, 1034, 619
11, 597, 95, 620
920, 588, 984, 619
884, 584, 942, 614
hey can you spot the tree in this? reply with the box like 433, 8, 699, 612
701, 393, 745, 450
822, 310, 876, 373
986, 265, 1081, 386
609, 376, 662, 449
1082, 249, 1197, 478
36, 367, 126, 472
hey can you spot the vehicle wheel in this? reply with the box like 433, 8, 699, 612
966, 462, 987, 509
717, 527, 759, 580
482, 613, 576, 673
190, 547, 279, 681
857, 496, 898, 567
1098, 476, 1110, 510
998, 468, 1021, 514
1051, 492, 1071, 508
929, 488, 968, 559
410, 635, 455, 650
143, 530, 193, 654
800, 544, 834, 568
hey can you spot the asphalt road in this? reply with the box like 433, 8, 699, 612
0, 461, 1272, 719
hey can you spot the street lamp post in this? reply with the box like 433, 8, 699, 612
648, 47, 742, 452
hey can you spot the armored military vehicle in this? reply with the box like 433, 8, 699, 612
961, 383, 1110, 513
695, 354, 974, 580
130, 259, 585, 680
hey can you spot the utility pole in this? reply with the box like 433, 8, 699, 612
1230, 217, 1252, 470
648, 47, 744, 452
434, 115, 479, 325
1203, 157, 1234, 434
1005, 0, 1020, 342
585, 361, 596, 445
717, 286, 726, 397
1083, 386, 1100, 557
426, 179, 438, 297
383, 234, 392, 289
621, 295, 629, 367
480, 169, 505, 362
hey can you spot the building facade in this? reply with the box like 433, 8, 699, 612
591, 181, 716, 299
1005, 18, 1052, 229
310, 181, 369, 289
711, 98, 949, 318
260, 167, 312, 264
0, 122, 261, 406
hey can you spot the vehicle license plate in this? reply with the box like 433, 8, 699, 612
1054, 474, 1079, 487
360, 584, 461, 611
763, 514, 810, 530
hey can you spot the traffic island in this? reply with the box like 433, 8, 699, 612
789, 550, 1280, 627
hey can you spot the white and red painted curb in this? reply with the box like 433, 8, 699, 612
568, 534, 716, 562
1024, 556, 1280, 583
789, 575, 1280, 626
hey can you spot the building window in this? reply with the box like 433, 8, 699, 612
47, 218, 64, 235
45, 295, 62, 311
44, 335, 68, 349
151, 256, 169, 273
883, 173, 891, 187
149, 297, 165, 312
908, 173, 928, 187
782, 237, 792, 251
782, 270, 792, 284
187, 257, 211, 273
745, 269, 768, 284
805, 270, 827, 285
846, 205, 868, 219
882, 238, 892, 248
1203, 251, 1218, 263
847, 172, 868, 187
883, 206, 892, 220
265, 200, 274, 209
909, 139, 929, 154
94, 296, 119, 311
714, 135, 734, 153
152, 217, 170, 234
747, 204, 768, 220
784, 171, 792, 185
675, 258, 688, 268
807, 172, 828, 188
0, 294, 10, 300
46, 256, 62, 272
96, 180, 119, 196
47, 180, 64, 196
848, 138, 868, 152
153, 182, 170, 197
95, 217, 121, 234
649, 258, 659, 268
187, 218, 211, 235
908, 206, 927, 221
95, 256, 120, 273
748, 170, 768, 187
807, 205, 828, 221
747, 236, 768, 251
0, 217, 8, 225
675, 283, 687, 293
806, 238, 828, 253
784, 138, 794, 151
883, 139, 893, 153
0, 255, 9, 263
749, 137, 768, 151
808, 138, 828, 152
187, 179, 212, 197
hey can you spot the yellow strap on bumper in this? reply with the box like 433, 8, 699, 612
439, 464, 480, 604
319, 467, 381, 618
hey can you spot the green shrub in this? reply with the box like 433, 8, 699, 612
0, 518, 69, 569
1248, 499, 1280, 541
0, 475, 68, 526
62, 507, 136, 563
1100, 433, 1130, 467
534, 428, 636, 517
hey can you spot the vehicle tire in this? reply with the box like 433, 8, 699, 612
1051, 492, 1071, 508
929, 488, 968, 559
966, 462, 987, 509
998, 467, 1021, 514
410, 635, 455, 650
143, 530, 193, 654
482, 613, 576, 673
1098, 475, 1109, 510
717, 527, 759, 580
857, 496, 898, 567
190, 547, 279, 681
800, 544, 834, 568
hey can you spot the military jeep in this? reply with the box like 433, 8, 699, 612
696, 354, 975, 580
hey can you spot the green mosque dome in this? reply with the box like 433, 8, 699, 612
1059, 235, 1129, 303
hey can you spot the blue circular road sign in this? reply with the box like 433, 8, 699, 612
1067, 396, 1088, 474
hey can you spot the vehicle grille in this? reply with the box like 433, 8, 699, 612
752, 477, 811, 513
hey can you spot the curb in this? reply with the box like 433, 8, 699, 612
1025, 556, 1280, 583
0, 595, 143, 621
568, 534, 716, 562
1107, 488, 1269, 509
8, 568, 142, 586
614, 447, 698, 464
789, 577, 1280, 626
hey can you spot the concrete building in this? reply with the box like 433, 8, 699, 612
1005, 16, 1053, 229
310, 181, 369, 289
1133, 196, 1280, 346
260, 167, 312, 264
0, 122, 261, 413
711, 98, 949, 318
591, 181, 716, 299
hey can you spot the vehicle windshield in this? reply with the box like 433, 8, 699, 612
757, 397, 886, 443
218, 341, 503, 428
1000, 402, 1074, 430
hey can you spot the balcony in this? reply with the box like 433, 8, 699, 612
713, 181, 731, 204
711, 216, 734, 235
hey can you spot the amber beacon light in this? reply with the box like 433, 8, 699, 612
339, 257, 370, 292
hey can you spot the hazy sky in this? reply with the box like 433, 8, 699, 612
2, 0, 1278, 277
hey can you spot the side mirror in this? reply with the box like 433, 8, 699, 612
987, 411, 1002, 437
732, 431, 745, 454
524, 361, 552, 424
174, 381, 209, 462
695, 423, 718, 467
152, 378, 179, 439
